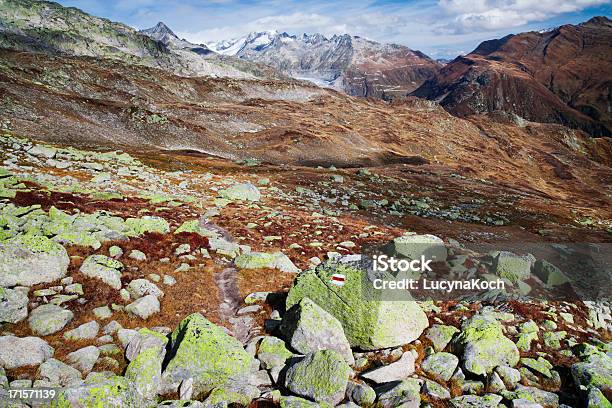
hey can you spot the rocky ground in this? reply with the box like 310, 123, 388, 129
0, 133, 610, 408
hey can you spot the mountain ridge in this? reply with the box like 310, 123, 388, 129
412, 16, 612, 136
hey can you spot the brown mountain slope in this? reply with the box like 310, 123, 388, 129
412, 16, 612, 136
0, 48, 610, 212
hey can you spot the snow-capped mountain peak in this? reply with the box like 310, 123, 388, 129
140, 22, 212, 55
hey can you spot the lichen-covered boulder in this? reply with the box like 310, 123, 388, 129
50, 374, 140, 408
256, 336, 294, 369
452, 314, 519, 375
125, 328, 168, 362
0, 335, 54, 369
281, 297, 354, 364
533, 260, 569, 286
235, 251, 300, 273
279, 396, 323, 408
79, 255, 123, 290
571, 352, 612, 395
425, 324, 459, 352
160, 313, 257, 399
219, 183, 261, 201
28, 304, 74, 336
375, 378, 421, 408
125, 346, 164, 402
421, 352, 459, 382
125, 216, 170, 236
0, 235, 69, 287
286, 261, 429, 350
0, 286, 29, 323
346, 380, 376, 406
284, 350, 351, 405
492, 251, 534, 283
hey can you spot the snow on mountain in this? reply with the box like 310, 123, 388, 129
140, 22, 212, 55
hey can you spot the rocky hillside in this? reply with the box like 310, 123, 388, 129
206, 30, 441, 98
412, 17, 612, 136
0, 132, 610, 407
0, 0, 278, 79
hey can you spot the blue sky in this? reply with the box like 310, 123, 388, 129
56, 0, 612, 59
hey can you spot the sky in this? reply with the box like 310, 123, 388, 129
55, 0, 612, 59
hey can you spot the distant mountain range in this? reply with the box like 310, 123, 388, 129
412, 16, 612, 136
0, 0, 609, 135
203, 30, 441, 98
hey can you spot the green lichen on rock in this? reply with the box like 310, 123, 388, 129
493, 251, 534, 283
125, 216, 169, 236
161, 313, 256, 399
218, 182, 261, 201
286, 261, 428, 350
174, 220, 216, 237
572, 353, 612, 394
284, 350, 351, 405
125, 347, 162, 401
521, 357, 553, 378
257, 336, 294, 369
453, 314, 519, 375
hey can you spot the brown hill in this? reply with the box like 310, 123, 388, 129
412, 17, 612, 136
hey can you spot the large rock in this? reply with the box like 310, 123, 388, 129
449, 394, 503, 408
286, 261, 429, 350
125, 328, 169, 362
533, 260, 569, 286
79, 255, 123, 290
0, 336, 54, 369
256, 336, 294, 370
0, 286, 29, 323
28, 304, 74, 336
281, 297, 354, 364
125, 346, 164, 402
425, 324, 459, 352
284, 350, 351, 405
0, 235, 69, 287
571, 353, 612, 395
219, 183, 261, 201
160, 313, 257, 399
452, 314, 520, 375
127, 279, 164, 299
361, 352, 415, 384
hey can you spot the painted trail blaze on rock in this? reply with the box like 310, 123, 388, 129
286, 261, 429, 350
160, 313, 257, 399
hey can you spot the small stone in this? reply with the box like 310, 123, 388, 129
346, 380, 376, 406
98, 344, 122, 357
103, 320, 123, 335
127, 279, 164, 299
79, 255, 123, 290
423, 379, 451, 399
0, 286, 29, 324
376, 378, 421, 408
174, 263, 190, 273
64, 283, 84, 295
128, 250, 147, 261
163, 275, 177, 286
108, 246, 123, 258
174, 244, 191, 256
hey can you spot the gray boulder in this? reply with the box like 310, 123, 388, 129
284, 350, 351, 405
425, 324, 459, 352
36, 358, 82, 387
0, 235, 69, 287
492, 251, 534, 283
125, 328, 168, 362
28, 304, 73, 336
452, 313, 519, 375
346, 380, 376, 406
66, 346, 100, 374
125, 295, 160, 320
0, 287, 28, 323
127, 279, 164, 299
281, 297, 354, 364
376, 378, 421, 408
421, 352, 459, 382
64, 321, 100, 341
160, 313, 257, 399
449, 394, 503, 408
219, 183, 261, 201
0, 336, 54, 369
79, 255, 123, 290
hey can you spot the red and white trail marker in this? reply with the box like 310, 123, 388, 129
330, 273, 346, 286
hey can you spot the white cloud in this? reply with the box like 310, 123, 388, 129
439, 0, 611, 32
